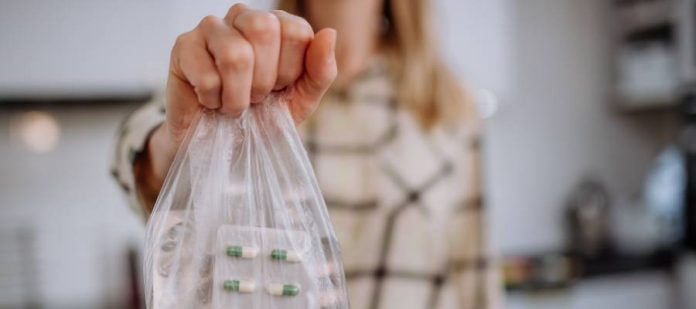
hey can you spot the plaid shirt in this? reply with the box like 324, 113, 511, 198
112, 58, 501, 309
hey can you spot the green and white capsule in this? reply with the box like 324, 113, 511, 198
270, 249, 301, 262
266, 283, 301, 297
226, 246, 259, 259
223, 280, 256, 293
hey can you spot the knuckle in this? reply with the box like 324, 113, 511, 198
173, 31, 194, 49
217, 42, 254, 70
283, 19, 313, 44
199, 15, 221, 30
245, 12, 280, 35
227, 3, 247, 17
193, 74, 221, 93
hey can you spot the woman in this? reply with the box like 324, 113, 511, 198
112, 0, 500, 308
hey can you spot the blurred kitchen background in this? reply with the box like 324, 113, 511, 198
1, 0, 695, 308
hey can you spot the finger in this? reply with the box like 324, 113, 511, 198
199, 15, 253, 116
272, 10, 314, 90
230, 10, 281, 103
166, 74, 202, 136
171, 30, 221, 110
291, 28, 337, 123
225, 2, 248, 20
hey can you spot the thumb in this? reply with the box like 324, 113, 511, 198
290, 28, 337, 122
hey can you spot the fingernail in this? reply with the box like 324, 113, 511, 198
329, 29, 337, 53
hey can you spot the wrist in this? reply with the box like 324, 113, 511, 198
134, 123, 178, 213
148, 123, 178, 183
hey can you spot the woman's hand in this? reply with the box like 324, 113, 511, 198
137, 4, 337, 211
166, 3, 337, 143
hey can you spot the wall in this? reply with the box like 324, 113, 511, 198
0, 0, 272, 99
0, 104, 145, 307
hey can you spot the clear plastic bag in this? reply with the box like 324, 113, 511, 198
143, 95, 349, 309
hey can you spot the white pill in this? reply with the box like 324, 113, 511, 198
286, 251, 301, 262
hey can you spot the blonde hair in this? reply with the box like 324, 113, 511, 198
277, 0, 475, 128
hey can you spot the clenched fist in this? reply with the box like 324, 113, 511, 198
139, 4, 337, 211
166, 3, 336, 143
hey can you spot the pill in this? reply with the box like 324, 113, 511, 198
226, 246, 258, 259
270, 249, 301, 262
266, 283, 301, 297
223, 280, 256, 293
